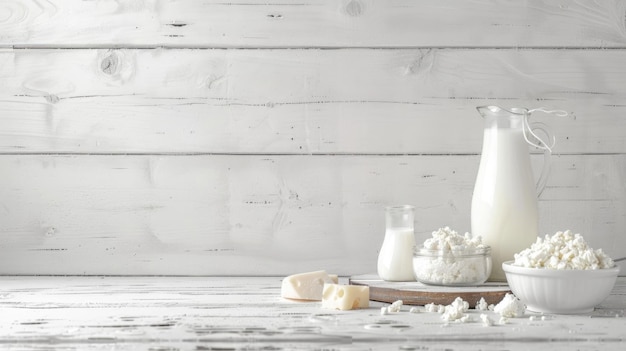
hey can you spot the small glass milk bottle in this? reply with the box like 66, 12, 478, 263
377, 205, 416, 281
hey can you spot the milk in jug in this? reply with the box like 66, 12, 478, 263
471, 106, 560, 281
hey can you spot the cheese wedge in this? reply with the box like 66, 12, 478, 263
321, 283, 370, 310
281, 270, 338, 301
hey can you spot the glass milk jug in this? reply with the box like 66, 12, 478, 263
471, 106, 557, 281
377, 205, 416, 281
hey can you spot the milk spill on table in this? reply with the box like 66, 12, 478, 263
471, 128, 538, 281
377, 227, 415, 281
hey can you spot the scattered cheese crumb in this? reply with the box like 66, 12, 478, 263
513, 230, 614, 270
409, 307, 419, 313
480, 313, 494, 327
380, 300, 404, 315
441, 297, 470, 323
458, 314, 472, 323
494, 293, 526, 318
475, 297, 489, 311
424, 303, 445, 313
388, 300, 403, 313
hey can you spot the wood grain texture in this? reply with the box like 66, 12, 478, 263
349, 274, 512, 307
2, 0, 626, 48
0, 154, 624, 275
0, 276, 624, 350
1, 1, 625, 276
2, 48, 626, 154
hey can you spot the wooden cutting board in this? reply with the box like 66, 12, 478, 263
349, 274, 511, 307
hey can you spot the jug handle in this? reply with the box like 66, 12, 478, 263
537, 143, 551, 197
525, 121, 553, 197
523, 108, 567, 197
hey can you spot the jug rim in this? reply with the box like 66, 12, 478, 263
476, 105, 529, 117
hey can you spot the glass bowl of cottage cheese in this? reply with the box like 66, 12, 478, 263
502, 230, 619, 314
412, 227, 492, 286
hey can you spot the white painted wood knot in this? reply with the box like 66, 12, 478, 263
100, 52, 119, 76
44, 94, 60, 104
204, 75, 225, 90
97, 49, 135, 84
44, 227, 56, 238
404, 49, 434, 76
344, 0, 365, 17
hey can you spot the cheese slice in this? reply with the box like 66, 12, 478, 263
321, 283, 370, 310
281, 270, 338, 301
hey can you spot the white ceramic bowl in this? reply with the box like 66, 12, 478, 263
502, 261, 620, 314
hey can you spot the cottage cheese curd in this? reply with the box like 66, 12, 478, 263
381, 300, 403, 315
422, 227, 484, 251
424, 302, 445, 313
480, 313, 494, 327
441, 297, 471, 323
413, 227, 491, 285
423, 293, 526, 326
493, 293, 526, 318
513, 230, 614, 270
475, 297, 490, 311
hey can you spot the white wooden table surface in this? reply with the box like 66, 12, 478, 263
1, 276, 625, 350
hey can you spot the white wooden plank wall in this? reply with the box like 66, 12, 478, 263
0, 0, 625, 275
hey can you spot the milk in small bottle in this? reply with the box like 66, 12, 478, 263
377, 205, 416, 281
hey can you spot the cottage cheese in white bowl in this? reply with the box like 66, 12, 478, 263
502, 230, 619, 314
